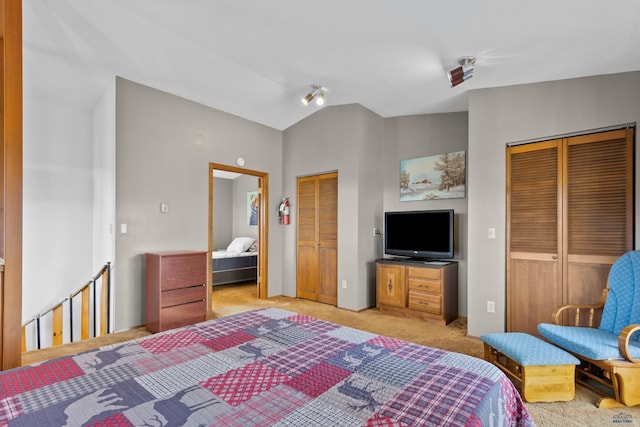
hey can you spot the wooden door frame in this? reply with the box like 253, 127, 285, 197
208, 163, 268, 312
1, 0, 23, 370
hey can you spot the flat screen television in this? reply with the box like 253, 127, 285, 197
384, 209, 454, 261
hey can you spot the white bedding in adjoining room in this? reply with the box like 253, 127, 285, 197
212, 250, 258, 259
212, 236, 257, 258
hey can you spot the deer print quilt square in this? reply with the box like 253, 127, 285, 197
0, 308, 534, 426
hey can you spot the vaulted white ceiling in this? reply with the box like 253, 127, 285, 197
23, 0, 640, 130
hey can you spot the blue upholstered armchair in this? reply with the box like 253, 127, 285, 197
538, 251, 640, 408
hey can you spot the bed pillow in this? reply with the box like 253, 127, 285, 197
226, 237, 255, 253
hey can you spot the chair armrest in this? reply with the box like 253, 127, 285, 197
551, 287, 608, 326
619, 324, 640, 364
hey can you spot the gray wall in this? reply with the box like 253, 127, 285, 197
382, 113, 469, 315
26, 70, 639, 337
115, 78, 283, 330
356, 107, 386, 308
212, 177, 233, 250
232, 175, 259, 241
282, 104, 384, 310
467, 71, 640, 337
22, 95, 95, 324
212, 175, 258, 250
212, 175, 259, 250
93, 80, 116, 285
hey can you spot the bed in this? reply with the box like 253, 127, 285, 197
0, 308, 534, 426
212, 237, 257, 286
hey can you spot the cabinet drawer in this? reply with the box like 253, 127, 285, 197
161, 284, 206, 308
161, 254, 207, 290
159, 300, 207, 331
408, 278, 441, 294
408, 291, 441, 314
407, 266, 441, 280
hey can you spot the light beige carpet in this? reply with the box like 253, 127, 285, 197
23, 283, 640, 426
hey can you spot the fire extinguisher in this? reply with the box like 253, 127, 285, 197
279, 197, 290, 225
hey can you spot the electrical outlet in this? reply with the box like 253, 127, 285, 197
342, 280, 347, 289
487, 301, 496, 313
372, 228, 379, 236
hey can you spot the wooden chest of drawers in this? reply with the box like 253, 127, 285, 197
376, 259, 458, 325
407, 266, 443, 315
145, 251, 208, 333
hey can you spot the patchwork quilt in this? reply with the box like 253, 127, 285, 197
1, 308, 535, 426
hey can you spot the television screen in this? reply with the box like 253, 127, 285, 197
384, 209, 454, 260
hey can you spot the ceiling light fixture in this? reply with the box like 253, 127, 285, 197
448, 56, 476, 88
302, 84, 325, 106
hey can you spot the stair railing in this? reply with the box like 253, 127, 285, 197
21, 262, 112, 352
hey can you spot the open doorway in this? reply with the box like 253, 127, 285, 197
208, 163, 269, 314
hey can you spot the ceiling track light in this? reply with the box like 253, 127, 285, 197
302, 84, 326, 106
448, 56, 476, 88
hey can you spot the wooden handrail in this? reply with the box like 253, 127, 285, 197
21, 263, 112, 351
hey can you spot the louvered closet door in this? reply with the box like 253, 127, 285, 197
564, 129, 633, 317
507, 140, 563, 335
296, 172, 338, 305
507, 128, 634, 335
316, 175, 338, 304
296, 177, 318, 301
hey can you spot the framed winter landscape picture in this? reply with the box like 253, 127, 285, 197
400, 150, 466, 201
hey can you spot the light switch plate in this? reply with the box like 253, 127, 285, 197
488, 227, 496, 239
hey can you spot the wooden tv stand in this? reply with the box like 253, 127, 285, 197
376, 258, 458, 325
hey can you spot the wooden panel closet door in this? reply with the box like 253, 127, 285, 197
296, 172, 338, 305
507, 140, 563, 335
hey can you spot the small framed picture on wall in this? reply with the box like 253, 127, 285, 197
247, 191, 258, 226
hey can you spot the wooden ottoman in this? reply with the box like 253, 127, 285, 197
480, 332, 580, 402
